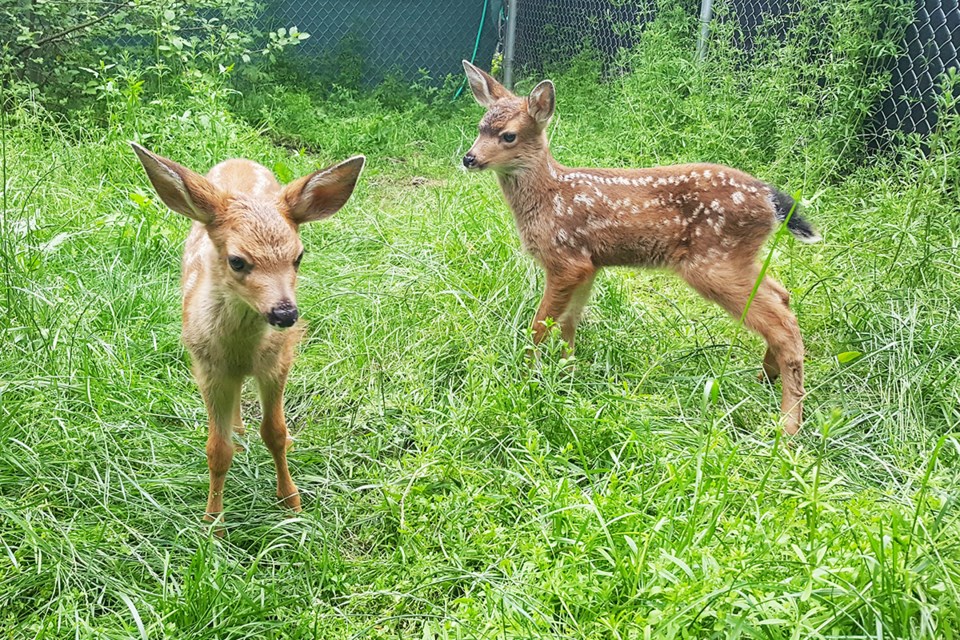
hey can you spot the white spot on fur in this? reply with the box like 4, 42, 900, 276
553, 193, 565, 218
731, 191, 745, 205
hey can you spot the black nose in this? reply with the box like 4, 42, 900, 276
267, 301, 299, 328
462, 153, 476, 168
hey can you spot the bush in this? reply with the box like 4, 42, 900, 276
0, 0, 307, 111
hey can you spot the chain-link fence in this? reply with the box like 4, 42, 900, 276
880, 0, 960, 134
264, 0, 504, 86
720, 0, 960, 135
510, 0, 657, 72
508, 0, 959, 137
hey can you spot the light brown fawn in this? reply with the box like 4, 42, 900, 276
461, 61, 821, 435
131, 143, 365, 526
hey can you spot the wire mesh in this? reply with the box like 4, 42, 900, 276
879, 0, 960, 135
264, 0, 503, 86
511, 0, 658, 74
721, 0, 960, 136
509, 0, 959, 137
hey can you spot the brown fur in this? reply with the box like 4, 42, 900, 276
462, 61, 819, 435
132, 143, 365, 527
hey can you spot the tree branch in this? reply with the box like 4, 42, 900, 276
14, 2, 130, 59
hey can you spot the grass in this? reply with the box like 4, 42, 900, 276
2, 19, 960, 639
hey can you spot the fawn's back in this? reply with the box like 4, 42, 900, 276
498, 161, 784, 273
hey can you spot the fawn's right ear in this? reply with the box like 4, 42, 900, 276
130, 142, 225, 224
462, 60, 512, 107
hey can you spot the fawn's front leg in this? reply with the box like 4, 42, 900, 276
532, 262, 596, 351
256, 371, 301, 512
199, 376, 242, 526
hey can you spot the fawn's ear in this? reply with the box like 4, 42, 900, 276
462, 60, 512, 107
281, 155, 366, 224
130, 142, 224, 224
527, 80, 556, 126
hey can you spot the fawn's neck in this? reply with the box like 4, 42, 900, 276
496, 148, 563, 224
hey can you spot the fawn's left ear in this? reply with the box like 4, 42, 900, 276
282, 155, 366, 224
527, 80, 556, 126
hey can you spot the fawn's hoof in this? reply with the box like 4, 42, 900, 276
203, 513, 226, 538
758, 370, 780, 384
278, 489, 301, 512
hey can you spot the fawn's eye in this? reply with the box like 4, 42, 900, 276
228, 256, 247, 272
294, 251, 304, 269
502, 132, 517, 143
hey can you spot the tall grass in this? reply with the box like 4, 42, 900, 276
1, 1, 959, 637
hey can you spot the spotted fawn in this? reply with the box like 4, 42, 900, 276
461, 61, 820, 435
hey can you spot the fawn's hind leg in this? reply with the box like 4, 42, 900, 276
231, 393, 247, 453
682, 264, 806, 435
758, 277, 792, 383
232, 394, 245, 436
255, 371, 301, 512
760, 347, 780, 382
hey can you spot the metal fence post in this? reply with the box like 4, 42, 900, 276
503, 0, 519, 89
696, 0, 713, 61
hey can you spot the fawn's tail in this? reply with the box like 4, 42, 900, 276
768, 186, 821, 244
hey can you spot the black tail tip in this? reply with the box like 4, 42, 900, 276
769, 186, 822, 244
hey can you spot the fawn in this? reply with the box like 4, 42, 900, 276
461, 61, 821, 435
131, 143, 365, 526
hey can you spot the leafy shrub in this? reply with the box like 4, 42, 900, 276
0, 0, 307, 112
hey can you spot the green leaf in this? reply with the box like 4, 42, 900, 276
163, 9, 175, 22
129, 192, 151, 208
273, 161, 294, 184
703, 378, 720, 407
836, 351, 863, 364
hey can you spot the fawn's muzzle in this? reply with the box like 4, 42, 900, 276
462, 153, 478, 168
267, 301, 299, 328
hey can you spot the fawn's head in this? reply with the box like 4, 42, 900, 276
461, 60, 555, 175
131, 143, 364, 328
